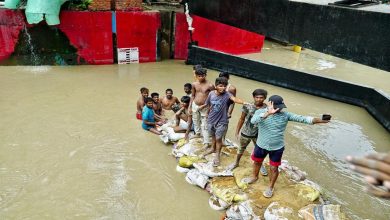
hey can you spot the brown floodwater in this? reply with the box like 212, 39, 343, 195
0, 60, 389, 219
241, 40, 390, 95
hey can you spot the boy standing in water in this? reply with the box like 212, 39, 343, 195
142, 97, 162, 135
228, 89, 268, 172
245, 95, 329, 198
219, 72, 237, 118
199, 77, 249, 167
188, 66, 215, 148
136, 87, 149, 120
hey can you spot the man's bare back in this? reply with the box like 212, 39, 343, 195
137, 97, 145, 113
191, 81, 215, 106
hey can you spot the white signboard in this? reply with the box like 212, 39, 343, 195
118, 47, 139, 64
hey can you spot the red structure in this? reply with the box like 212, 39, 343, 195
58, 11, 113, 64
174, 13, 265, 60
0, 9, 263, 64
116, 11, 161, 63
0, 9, 25, 61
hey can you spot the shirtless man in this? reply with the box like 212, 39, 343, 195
161, 88, 180, 117
173, 96, 192, 133
151, 92, 166, 124
136, 87, 149, 120
187, 65, 215, 148
151, 92, 162, 116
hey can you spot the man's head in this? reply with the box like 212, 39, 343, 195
194, 67, 207, 82
180, 96, 191, 108
166, 88, 173, 99
140, 87, 149, 98
193, 64, 203, 72
215, 77, 228, 94
151, 92, 159, 103
184, 83, 192, 95
269, 95, 287, 110
219, 71, 230, 80
145, 97, 154, 108
252, 89, 268, 106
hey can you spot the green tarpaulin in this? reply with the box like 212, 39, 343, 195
5, 0, 69, 25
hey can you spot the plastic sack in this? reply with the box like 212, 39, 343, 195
279, 160, 307, 182
176, 165, 190, 173
178, 156, 201, 168
193, 162, 234, 177
210, 184, 247, 204
172, 143, 198, 157
296, 184, 321, 202
209, 195, 230, 211
298, 204, 344, 220
185, 169, 209, 189
225, 201, 260, 220
4, 0, 21, 9
264, 202, 294, 220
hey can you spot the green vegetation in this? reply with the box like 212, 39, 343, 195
67, 0, 92, 10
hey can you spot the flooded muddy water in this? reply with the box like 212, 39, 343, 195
0, 60, 389, 219
241, 40, 390, 95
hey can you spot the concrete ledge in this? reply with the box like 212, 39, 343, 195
187, 45, 390, 132
189, 0, 390, 71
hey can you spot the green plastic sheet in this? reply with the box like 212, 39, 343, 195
5, 0, 69, 25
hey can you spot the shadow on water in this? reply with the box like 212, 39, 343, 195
0, 23, 85, 66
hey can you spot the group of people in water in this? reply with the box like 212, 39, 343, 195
136, 64, 390, 199
136, 64, 331, 198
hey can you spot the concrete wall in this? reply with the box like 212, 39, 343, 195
187, 45, 390, 132
174, 13, 265, 59
0, 8, 265, 65
189, 0, 390, 71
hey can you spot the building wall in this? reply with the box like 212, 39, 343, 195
88, 0, 111, 11
115, 0, 142, 10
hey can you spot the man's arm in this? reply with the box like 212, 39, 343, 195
286, 112, 329, 124
229, 96, 249, 105
185, 115, 193, 140
228, 87, 237, 117
175, 107, 185, 126
188, 83, 196, 113
250, 108, 268, 124
235, 111, 246, 137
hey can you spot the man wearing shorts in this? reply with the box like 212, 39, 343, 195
244, 95, 329, 198
198, 77, 249, 167
228, 89, 268, 173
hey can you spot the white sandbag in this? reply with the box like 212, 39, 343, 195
193, 162, 234, 177
264, 202, 294, 220
225, 201, 260, 220
172, 142, 198, 157
279, 160, 307, 182
298, 204, 344, 220
176, 165, 191, 173
208, 195, 230, 211
185, 169, 209, 189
